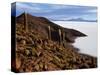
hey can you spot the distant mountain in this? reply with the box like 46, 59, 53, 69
67, 18, 97, 22
50, 18, 97, 22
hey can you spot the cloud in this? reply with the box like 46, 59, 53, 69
14, 2, 97, 21
49, 4, 68, 9
16, 2, 56, 14
16, 2, 42, 12
87, 9, 97, 13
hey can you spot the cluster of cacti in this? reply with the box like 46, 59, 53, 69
48, 26, 65, 46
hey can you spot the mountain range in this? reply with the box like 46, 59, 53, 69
50, 18, 97, 22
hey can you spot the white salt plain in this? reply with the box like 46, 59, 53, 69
53, 21, 98, 57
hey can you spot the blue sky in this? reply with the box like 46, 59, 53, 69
11, 2, 97, 21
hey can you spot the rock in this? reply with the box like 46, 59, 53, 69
36, 51, 41, 57
16, 57, 21, 69
34, 64, 39, 70
20, 40, 26, 45
25, 50, 30, 56
32, 47, 37, 56
44, 64, 48, 70
39, 62, 43, 69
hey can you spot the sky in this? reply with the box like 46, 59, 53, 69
11, 2, 97, 22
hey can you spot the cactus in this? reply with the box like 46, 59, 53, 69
48, 26, 51, 40
58, 29, 62, 45
24, 12, 28, 32
62, 32, 66, 47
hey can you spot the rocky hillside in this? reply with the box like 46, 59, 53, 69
16, 13, 87, 43
11, 13, 97, 72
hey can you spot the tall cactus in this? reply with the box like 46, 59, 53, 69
62, 32, 66, 47
58, 29, 62, 45
48, 26, 51, 40
24, 12, 28, 32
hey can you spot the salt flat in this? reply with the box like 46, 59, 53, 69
53, 21, 98, 57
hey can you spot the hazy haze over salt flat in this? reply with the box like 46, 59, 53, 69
53, 21, 97, 57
